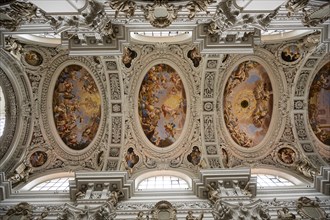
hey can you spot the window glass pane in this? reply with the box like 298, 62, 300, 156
138, 176, 190, 191
30, 178, 74, 191
0, 86, 5, 137
252, 174, 294, 187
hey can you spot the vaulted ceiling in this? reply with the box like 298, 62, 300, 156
0, 0, 329, 188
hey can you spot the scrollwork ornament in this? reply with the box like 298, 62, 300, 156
272, 142, 299, 166
297, 197, 327, 219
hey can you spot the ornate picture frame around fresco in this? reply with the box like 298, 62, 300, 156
20, 46, 48, 70
277, 43, 303, 65
27, 149, 52, 170
138, 63, 187, 148
52, 64, 102, 151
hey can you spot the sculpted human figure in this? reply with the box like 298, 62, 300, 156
186, 210, 204, 220
277, 207, 296, 219
206, 183, 220, 203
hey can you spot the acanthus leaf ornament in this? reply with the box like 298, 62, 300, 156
186, 0, 215, 19
109, 0, 136, 18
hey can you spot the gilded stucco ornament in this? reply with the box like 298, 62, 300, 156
141, 0, 181, 28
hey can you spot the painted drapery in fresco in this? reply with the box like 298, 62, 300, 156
224, 61, 273, 147
53, 65, 101, 150
138, 64, 187, 147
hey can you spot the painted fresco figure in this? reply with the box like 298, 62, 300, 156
187, 146, 202, 166
187, 47, 201, 67
122, 47, 137, 68
30, 151, 47, 167
124, 147, 139, 174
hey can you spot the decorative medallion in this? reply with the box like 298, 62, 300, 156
29, 151, 47, 167
187, 47, 201, 67
187, 146, 202, 166
308, 61, 330, 145
138, 64, 187, 147
223, 61, 273, 147
280, 44, 302, 63
125, 147, 139, 170
24, 50, 43, 66
53, 65, 101, 150
122, 47, 137, 68
297, 197, 327, 219
141, 1, 181, 28
277, 147, 296, 165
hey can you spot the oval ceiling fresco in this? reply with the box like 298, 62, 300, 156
138, 64, 187, 147
224, 60, 273, 147
308, 61, 330, 145
53, 65, 101, 150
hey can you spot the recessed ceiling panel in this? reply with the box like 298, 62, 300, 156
224, 61, 273, 147
53, 64, 101, 150
138, 64, 187, 148
308, 61, 330, 145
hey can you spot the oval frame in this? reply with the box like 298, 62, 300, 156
40, 55, 106, 160
306, 58, 330, 159
27, 148, 53, 170
277, 43, 304, 66
134, 60, 191, 153
217, 50, 286, 159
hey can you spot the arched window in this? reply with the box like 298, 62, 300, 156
252, 174, 294, 187
30, 177, 74, 191
0, 86, 5, 137
137, 176, 190, 191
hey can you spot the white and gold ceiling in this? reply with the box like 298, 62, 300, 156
0, 0, 329, 186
